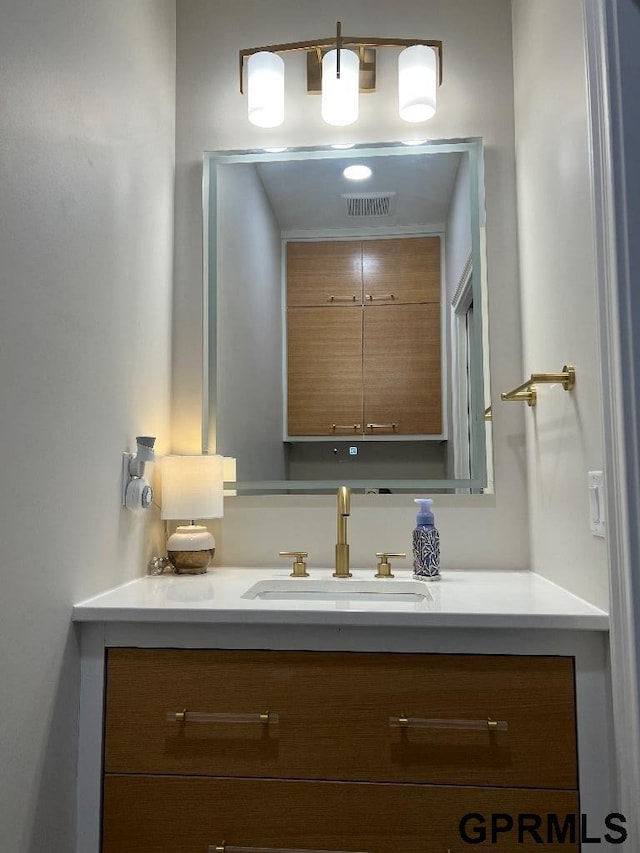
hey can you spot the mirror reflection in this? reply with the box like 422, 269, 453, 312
204, 140, 491, 493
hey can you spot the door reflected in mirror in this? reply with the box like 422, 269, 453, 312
203, 140, 492, 494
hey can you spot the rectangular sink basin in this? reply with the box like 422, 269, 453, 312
241, 578, 432, 604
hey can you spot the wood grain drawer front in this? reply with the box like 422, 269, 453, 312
287, 241, 362, 307
103, 776, 580, 853
105, 650, 577, 789
362, 236, 440, 304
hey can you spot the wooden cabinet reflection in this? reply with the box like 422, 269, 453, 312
286, 237, 442, 437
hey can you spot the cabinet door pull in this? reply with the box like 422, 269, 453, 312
328, 295, 357, 302
389, 715, 508, 732
209, 846, 370, 853
332, 423, 361, 432
366, 423, 397, 431
168, 710, 279, 725
365, 293, 396, 301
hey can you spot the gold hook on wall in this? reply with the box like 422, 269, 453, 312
501, 365, 576, 408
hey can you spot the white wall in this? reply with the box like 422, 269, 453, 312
445, 156, 473, 305
444, 155, 472, 476
174, 0, 530, 572
512, 0, 608, 609
0, 2, 176, 849
215, 164, 285, 480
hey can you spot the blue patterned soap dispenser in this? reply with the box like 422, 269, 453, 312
412, 498, 440, 581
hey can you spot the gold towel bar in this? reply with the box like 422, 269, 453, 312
501, 365, 575, 408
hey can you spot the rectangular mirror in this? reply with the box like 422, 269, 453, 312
203, 139, 492, 494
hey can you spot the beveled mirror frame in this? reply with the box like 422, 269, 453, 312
202, 139, 490, 493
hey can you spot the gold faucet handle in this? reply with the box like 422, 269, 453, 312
375, 552, 406, 578
279, 551, 310, 577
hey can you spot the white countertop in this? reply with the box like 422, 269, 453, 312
72, 567, 608, 630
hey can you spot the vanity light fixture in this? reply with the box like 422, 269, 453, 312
160, 454, 224, 574
246, 51, 285, 128
398, 45, 437, 122
240, 22, 443, 128
322, 47, 360, 126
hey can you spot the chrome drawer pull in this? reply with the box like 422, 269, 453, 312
331, 424, 361, 432
365, 293, 396, 301
328, 295, 357, 302
366, 423, 397, 431
209, 846, 370, 853
389, 715, 508, 732
168, 710, 279, 725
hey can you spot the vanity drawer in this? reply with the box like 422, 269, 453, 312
102, 775, 580, 853
104, 649, 577, 789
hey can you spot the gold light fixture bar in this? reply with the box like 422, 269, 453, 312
307, 45, 377, 93
239, 22, 443, 94
501, 365, 576, 408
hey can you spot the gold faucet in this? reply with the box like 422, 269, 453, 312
334, 485, 352, 578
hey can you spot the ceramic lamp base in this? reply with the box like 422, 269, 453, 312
167, 525, 215, 575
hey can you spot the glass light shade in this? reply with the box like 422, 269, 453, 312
160, 455, 224, 520
247, 51, 285, 128
398, 44, 437, 123
321, 49, 359, 126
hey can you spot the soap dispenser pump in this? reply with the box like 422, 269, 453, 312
412, 498, 440, 581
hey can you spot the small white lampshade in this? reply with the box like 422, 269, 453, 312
322, 48, 359, 126
398, 44, 437, 123
223, 456, 237, 497
247, 51, 285, 128
160, 455, 224, 521
161, 455, 224, 574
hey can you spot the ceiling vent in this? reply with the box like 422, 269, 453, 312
342, 192, 397, 217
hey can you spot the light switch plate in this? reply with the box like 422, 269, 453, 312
588, 471, 606, 537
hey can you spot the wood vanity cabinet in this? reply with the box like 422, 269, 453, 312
286, 237, 442, 437
102, 649, 579, 852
